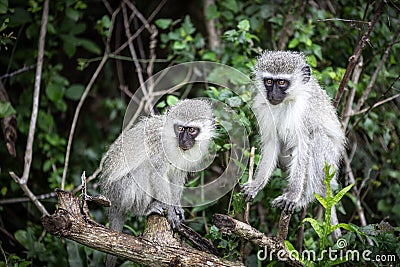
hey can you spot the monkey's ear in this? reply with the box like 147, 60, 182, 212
301, 65, 311, 83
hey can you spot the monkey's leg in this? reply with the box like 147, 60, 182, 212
242, 139, 279, 202
106, 207, 125, 267
271, 140, 309, 213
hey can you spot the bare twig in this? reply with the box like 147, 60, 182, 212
349, 74, 400, 134
352, 93, 400, 116
341, 56, 363, 130
0, 191, 57, 205
20, 0, 49, 185
0, 243, 7, 267
317, 18, 370, 24
61, 55, 109, 190
203, 0, 221, 49
244, 147, 256, 224
122, 2, 153, 113
0, 64, 36, 80
354, 27, 400, 112
61, 6, 121, 189
343, 152, 373, 245
333, 0, 385, 107
278, 0, 306, 50
112, 0, 167, 56
8, 0, 50, 216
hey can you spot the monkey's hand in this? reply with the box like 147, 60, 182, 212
271, 194, 297, 214
241, 182, 262, 202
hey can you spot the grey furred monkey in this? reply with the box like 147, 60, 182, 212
99, 99, 214, 266
242, 50, 346, 213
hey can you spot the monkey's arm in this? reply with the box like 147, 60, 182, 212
241, 136, 280, 202
271, 134, 310, 213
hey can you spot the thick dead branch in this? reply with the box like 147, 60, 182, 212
213, 214, 302, 267
42, 190, 243, 267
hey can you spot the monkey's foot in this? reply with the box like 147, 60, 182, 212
166, 206, 185, 230
241, 182, 261, 202
271, 195, 296, 214
146, 201, 167, 216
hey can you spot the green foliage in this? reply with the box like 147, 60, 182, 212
206, 225, 241, 260
0, 0, 399, 266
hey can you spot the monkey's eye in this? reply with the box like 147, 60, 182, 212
188, 127, 200, 136
277, 80, 286, 86
277, 80, 289, 90
188, 127, 198, 134
177, 126, 184, 132
264, 79, 273, 87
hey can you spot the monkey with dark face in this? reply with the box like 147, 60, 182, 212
242, 51, 346, 213
99, 99, 215, 267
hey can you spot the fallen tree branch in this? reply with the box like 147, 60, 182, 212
42, 190, 243, 267
213, 214, 302, 267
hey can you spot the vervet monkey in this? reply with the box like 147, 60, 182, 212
100, 99, 215, 266
242, 51, 346, 214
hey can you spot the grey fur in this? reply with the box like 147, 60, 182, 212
99, 99, 214, 267
242, 51, 346, 213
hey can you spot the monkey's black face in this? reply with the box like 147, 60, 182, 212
174, 125, 200, 150
263, 78, 290, 105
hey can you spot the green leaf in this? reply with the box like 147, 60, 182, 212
314, 193, 327, 208
288, 38, 299, 49
66, 7, 80, 21
182, 15, 195, 35
80, 38, 101, 55
166, 95, 179, 106
307, 54, 317, 68
332, 183, 354, 205
155, 18, 173, 30
65, 84, 85, 100
237, 19, 250, 31
0, 101, 16, 118
206, 4, 220, 20
220, 0, 238, 13
66, 240, 85, 267
303, 218, 324, 239
201, 51, 217, 61
0, 0, 8, 14
46, 83, 65, 103
285, 241, 304, 263
329, 223, 355, 234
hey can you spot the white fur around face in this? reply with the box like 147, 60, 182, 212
161, 116, 216, 172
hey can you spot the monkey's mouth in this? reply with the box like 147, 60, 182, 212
267, 98, 284, 105
179, 143, 194, 151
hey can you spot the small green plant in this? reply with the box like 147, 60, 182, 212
287, 164, 355, 266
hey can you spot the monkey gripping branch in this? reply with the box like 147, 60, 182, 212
41, 186, 302, 266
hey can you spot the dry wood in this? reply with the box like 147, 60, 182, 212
213, 214, 302, 267
42, 190, 243, 267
